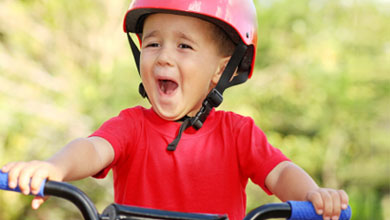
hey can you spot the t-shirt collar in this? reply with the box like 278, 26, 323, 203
143, 107, 217, 138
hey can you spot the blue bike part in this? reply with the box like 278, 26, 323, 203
287, 201, 352, 220
0, 171, 45, 197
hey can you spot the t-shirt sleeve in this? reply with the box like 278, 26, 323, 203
89, 108, 139, 178
236, 117, 290, 195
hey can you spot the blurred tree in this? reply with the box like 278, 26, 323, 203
232, 0, 390, 219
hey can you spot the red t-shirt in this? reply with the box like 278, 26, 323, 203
91, 106, 289, 220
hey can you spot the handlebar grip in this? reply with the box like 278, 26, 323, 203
0, 171, 46, 197
287, 201, 352, 220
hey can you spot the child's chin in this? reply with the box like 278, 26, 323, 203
161, 115, 183, 122
154, 108, 182, 121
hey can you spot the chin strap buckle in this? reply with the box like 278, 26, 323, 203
190, 88, 223, 130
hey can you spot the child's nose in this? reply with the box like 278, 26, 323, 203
156, 46, 174, 67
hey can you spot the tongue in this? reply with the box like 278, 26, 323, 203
161, 80, 178, 95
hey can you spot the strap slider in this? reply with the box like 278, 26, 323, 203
207, 88, 223, 108
190, 106, 207, 130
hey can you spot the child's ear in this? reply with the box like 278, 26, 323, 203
212, 56, 231, 85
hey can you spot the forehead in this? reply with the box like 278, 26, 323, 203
142, 13, 215, 38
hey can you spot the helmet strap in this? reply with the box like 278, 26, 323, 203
127, 33, 148, 98
127, 33, 141, 73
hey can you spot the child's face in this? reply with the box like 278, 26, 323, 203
140, 13, 229, 121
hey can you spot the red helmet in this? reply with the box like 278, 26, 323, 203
123, 0, 258, 78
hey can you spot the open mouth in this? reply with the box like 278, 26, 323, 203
158, 79, 178, 95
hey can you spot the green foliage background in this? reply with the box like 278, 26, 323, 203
0, 0, 388, 219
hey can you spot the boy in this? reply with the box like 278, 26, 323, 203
1, 0, 349, 220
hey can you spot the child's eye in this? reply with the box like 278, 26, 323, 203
145, 43, 160, 48
178, 44, 193, 49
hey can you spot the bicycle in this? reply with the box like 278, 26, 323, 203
0, 171, 352, 220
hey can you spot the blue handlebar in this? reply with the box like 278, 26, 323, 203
0, 171, 46, 197
287, 201, 352, 220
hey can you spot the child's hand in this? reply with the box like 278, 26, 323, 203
1, 160, 64, 209
306, 188, 349, 220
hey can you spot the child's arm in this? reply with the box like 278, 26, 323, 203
1, 136, 114, 209
265, 161, 349, 220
